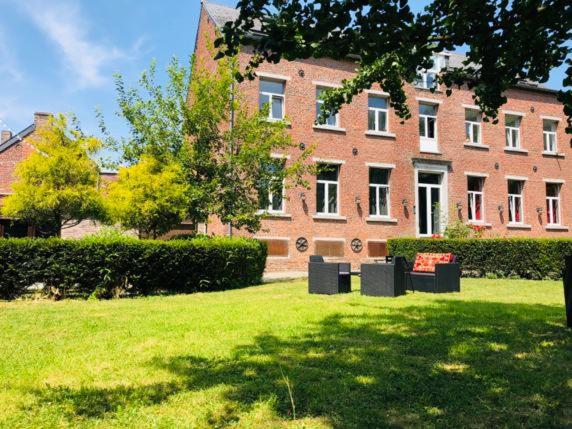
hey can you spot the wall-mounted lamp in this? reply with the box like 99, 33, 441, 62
355, 196, 361, 206
530, 105, 535, 113
494, 162, 500, 170
299, 142, 306, 150
352, 147, 358, 156
401, 199, 409, 207
536, 207, 544, 214
298, 69, 305, 78
456, 201, 463, 210
299, 192, 306, 202
497, 204, 504, 213
533, 165, 538, 173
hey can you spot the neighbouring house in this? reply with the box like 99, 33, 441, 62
195, 2, 571, 272
0, 112, 117, 238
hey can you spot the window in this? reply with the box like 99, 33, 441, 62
419, 104, 438, 152
546, 183, 561, 226
258, 239, 289, 257
316, 164, 340, 215
508, 180, 524, 224
257, 161, 284, 213
505, 115, 521, 149
414, 54, 449, 89
543, 120, 558, 153
316, 88, 339, 127
465, 109, 482, 144
467, 176, 484, 222
368, 96, 388, 132
369, 168, 390, 217
315, 240, 344, 257
259, 79, 285, 120
367, 241, 388, 258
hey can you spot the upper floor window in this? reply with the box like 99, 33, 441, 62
259, 79, 285, 120
467, 176, 484, 222
368, 96, 388, 132
543, 120, 558, 153
505, 115, 521, 149
415, 54, 449, 90
316, 164, 340, 215
419, 104, 438, 152
369, 168, 390, 218
316, 88, 339, 127
508, 179, 524, 224
257, 161, 284, 213
546, 183, 561, 226
465, 109, 482, 144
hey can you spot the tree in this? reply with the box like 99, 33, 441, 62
2, 114, 106, 236
105, 156, 190, 239
104, 49, 313, 233
215, 0, 571, 133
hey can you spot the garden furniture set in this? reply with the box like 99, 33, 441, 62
308, 253, 461, 296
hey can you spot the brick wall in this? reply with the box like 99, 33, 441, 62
196, 5, 571, 272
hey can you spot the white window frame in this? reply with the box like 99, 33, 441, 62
316, 164, 340, 215
316, 87, 340, 128
367, 95, 389, 132
505, 115, 521, 149
467, 176, 485, 222
414, 163, 448, 238
419, 103, 438, 153
546, 183, 562, 226
415, 54, 449, 90
369, 168, 391, 218
260, 179, 285, 214
543, 120, 558, 154
508, 180, 525, 225
259, 78, 285, 121
465, 108, 482, 145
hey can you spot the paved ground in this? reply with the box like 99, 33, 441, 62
262, 271, 307, 282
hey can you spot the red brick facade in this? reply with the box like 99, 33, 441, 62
197, 4, 571, 272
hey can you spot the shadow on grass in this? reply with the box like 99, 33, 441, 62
31, 300, 571, 427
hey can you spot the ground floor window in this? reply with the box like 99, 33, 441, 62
0, 220, 33, 238
314, 239, 344, 257
546, 183, 561, 226
367, 241, 387, 258
508, 179, 524, 224
467, 176, 484, 222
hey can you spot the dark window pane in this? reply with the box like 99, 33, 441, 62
418, 186, 427, 234
271, 96, 283, 119
368, 96, 387, 109
368, 109, 376, 130
419, 104, 436, 116
419, 117, 426, 136
369, 168, 389, 185
468, 176, 483, 192
419, 173, 440, 184
316, 182, 325, 213
317, 164, 339, 181
546, 183, 559, 197
378, 111, 387, 131
369, 186, 377, 215
508, 180, 522, 195
328, 183, 337, 213
427, 117, 436, 138
259, 93, 270, 111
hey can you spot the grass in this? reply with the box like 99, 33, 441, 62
0, 278, 570, 428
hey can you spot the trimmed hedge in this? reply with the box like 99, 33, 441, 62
388, 238, 572, 280
0, 236, 267, 299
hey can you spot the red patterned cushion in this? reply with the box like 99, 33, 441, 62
412, 253, 454, 273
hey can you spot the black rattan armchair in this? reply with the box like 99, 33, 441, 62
308, 255, 351, 294
405, 254, 460, 293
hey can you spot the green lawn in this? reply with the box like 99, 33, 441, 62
0, 279, 570, 428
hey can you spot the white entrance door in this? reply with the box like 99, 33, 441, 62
417, 172, 443, 236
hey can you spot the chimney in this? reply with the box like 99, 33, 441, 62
1, 130, 12, 144
34, 112, 51, 127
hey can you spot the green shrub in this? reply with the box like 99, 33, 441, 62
388, 238, 572, 280
0, 237, 267, 299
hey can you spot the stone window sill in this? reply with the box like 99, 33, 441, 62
542, 151, 565, 158
365, 130, 396, 138
313, 214, 347, 221
545, 225, 569, 231
366, 216, 398, 223
313, 125, 346, 133
507, 223, 532, 229
467, 221, 492, 227
464, 142, 489, 150
260, 212, 292, 219
504, 147, 529, 154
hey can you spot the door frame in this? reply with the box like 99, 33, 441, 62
414, 162, 449, 237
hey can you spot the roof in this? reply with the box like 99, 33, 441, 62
203, 2, 556, 94
0, 124, 35, 153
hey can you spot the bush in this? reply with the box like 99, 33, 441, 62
0, 236, 267, 300
388, 238, 572, 280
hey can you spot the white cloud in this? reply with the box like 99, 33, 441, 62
0, 30, 23, 82
19, 0, 129, 89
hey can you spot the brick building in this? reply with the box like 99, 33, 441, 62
0, 112, 116, 238
196, 3, 571, 272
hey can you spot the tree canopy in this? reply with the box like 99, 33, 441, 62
2, 114, 106, 236
215, 0, 571, 133
103, 47, 313, 233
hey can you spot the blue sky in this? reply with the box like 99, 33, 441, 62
0, 0, 568, 143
